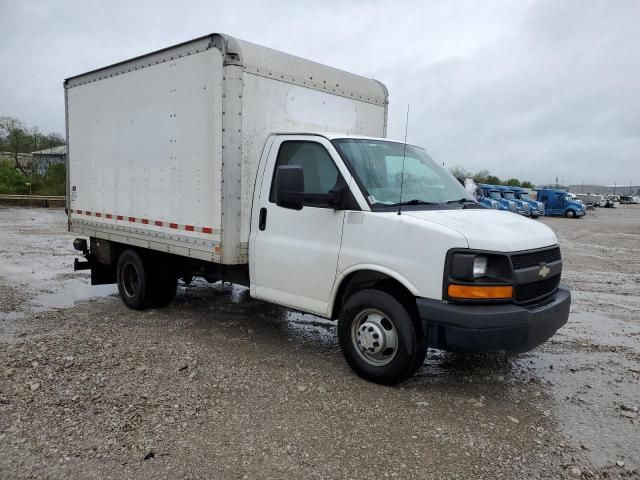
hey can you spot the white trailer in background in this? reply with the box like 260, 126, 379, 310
66, 33, 571, 384
576, 193, 604, 208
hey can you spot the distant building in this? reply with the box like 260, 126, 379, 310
568, 184, 640, 196
0, 151, 32, 170
1, 146, 66, 175
30, 146, 66, 175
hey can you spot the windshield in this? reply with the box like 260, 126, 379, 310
503, 192, 515, 199
489, 191, 502, 199
332, 139, 473, 207
519, 193, 531, 200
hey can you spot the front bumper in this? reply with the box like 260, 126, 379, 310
416, 285, 571, 354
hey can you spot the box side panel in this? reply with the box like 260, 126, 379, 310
239, 73, 386, 241
66, 49, 224, 261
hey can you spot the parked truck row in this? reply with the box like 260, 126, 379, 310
66, 33, 571, 384
472, 183, 586, 219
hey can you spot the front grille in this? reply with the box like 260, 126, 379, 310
511, 247, 561, 270
515, 274, 560, 303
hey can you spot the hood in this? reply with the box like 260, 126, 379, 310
402, 209, 558, 252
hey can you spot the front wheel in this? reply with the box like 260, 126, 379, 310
338, 289, 426, 385
565, 209, 576, 218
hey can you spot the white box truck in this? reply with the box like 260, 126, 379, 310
66, 33, 570, 384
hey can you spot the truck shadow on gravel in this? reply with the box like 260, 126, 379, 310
170, 280, 545, 390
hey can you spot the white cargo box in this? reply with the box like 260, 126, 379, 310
65, 33, 388, 264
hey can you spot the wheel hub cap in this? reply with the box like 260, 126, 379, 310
357, 322, 385, 354
351, 309, 399, 366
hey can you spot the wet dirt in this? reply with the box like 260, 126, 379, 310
0, 206, 638, 479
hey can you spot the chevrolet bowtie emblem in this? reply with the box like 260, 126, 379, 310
539, 264, 550, 278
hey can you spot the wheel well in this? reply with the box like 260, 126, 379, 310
331, 270, 417, 321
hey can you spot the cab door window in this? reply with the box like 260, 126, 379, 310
269, 141, 341, 207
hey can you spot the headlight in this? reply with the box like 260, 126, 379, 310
447, 251, 514, 300
508, 201, 517, 212
473, 256, 487, 277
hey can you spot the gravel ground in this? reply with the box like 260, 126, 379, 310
0, 206, 638, 479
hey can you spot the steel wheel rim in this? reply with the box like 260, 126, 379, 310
122, 263, 139, 298
351, 308, 399, 366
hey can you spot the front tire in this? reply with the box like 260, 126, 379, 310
338, 289, 426, 385
565, 209, 575, 218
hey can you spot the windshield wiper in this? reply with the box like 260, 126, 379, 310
445, 198, 480, 209
389, 199, 439, 207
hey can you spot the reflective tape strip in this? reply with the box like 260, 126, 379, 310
70, 210, 217, 235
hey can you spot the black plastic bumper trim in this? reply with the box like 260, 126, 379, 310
417, 284, 571, 354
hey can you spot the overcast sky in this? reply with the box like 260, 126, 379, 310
1, 0, 638, 185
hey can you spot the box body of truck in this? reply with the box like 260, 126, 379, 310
65, 33, 388, 265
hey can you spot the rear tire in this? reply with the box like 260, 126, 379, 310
116, 249, 150, 310
338, 289, 426, 385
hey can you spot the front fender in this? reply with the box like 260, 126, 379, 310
328, 263, 420, 314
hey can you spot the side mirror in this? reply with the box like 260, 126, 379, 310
275, 165, 304, 210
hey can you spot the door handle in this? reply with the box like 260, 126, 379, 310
259, 207, 267, 230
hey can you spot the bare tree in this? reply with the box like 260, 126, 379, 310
473, 169, 491, 184
449, 165, 470, 180
0, 116, 33, 176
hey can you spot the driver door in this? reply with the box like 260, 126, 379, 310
250, 135, 351, 316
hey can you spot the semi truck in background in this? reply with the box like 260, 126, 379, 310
510, 187, 544, 218
535, 189, 586, 218
493, 185, 531, 217
65, 33, 571, 384
476, 184, 519, 213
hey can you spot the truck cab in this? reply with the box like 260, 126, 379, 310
476, 195, 500, 210
493, 186, 531, 217
249, 135, 570, 382
477, 184, 518, 213
536, 189, 586, 218
510, 187, 544, 218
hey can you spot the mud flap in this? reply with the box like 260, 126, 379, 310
74, 254, 116, 285
90, 262, 116, 285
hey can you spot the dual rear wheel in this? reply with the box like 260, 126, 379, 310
116, 249, 177, 310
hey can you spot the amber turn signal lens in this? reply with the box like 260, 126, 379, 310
447, 284, 513, 299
